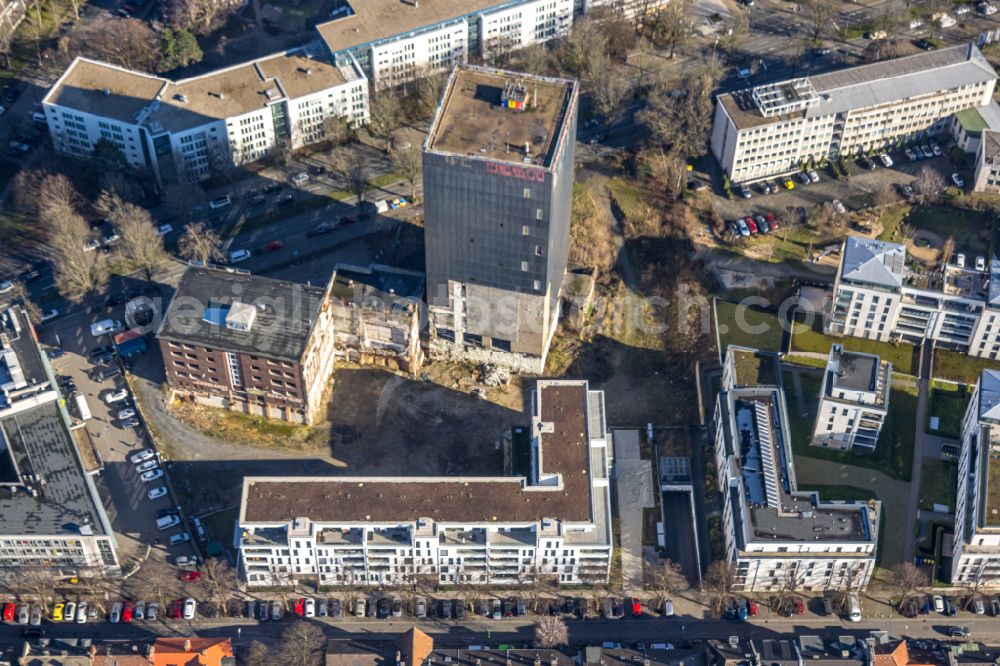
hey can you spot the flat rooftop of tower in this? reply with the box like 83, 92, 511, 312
426, 65, 577, 169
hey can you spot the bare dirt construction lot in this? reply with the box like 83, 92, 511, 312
161, 365, 521, 539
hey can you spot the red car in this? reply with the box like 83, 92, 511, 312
170, 600, 184, 619
180, 571, 202, 582
765, 213, 780, 230
749, 600, 759, 617
629, 597, 641, 617
2, 603, 14, 622
265, 240, 284, 252
794, 598, 805, 615
294, 598, 305, 617
122, 601, 133, 624
745, 217, 758, 234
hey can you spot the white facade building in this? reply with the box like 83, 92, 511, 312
236, 380, 613, 587
952, 369, 1000, 584
714, 347, 880, 592
0, 306, 120, 577
42, 51, 369, 184
711, 44, 997, 183
811, 345, 890, 452
316, 0, 647, 90
974, 129, 1000, 194
826, 236, 1000, 359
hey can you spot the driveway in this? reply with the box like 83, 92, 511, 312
613, 429, 654, 592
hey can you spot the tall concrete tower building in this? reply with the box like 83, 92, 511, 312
423, 64, 579, 373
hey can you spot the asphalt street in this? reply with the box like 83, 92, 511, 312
4, 613, 1000, 646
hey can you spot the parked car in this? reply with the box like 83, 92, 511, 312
355, 598, 366, 617
415, 597, 427, 619
438, 599, 452, 619
905, 148, 917, 162
104, 389, 129, 404
879, 154, 893, 168
977, 255, 987, 271
933, 595, 945, 613
109, 602, 122, 624
832, 200, 847, 214
265, 240, 285, 252
952, 173, 966, 188
392, 597, 402, 618
330, 599, 342, 619
147, 487, 168, 500
228, 249, 251, 264
129, 449, 155, 465
76, 602, 88, 624
950, 626, 971, 638
168, 532, 190, 544
64, 602, 75, 622
944, 595, 958, 615
209, 195, 232, 210
90, 319, 122, 337
135, 460, 158, 474
737, 184, 752, 199
974, 596, 986, 615
179, 571, 201, 582
291, 172, 309, 186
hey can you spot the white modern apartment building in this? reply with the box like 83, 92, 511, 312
811, 345, 890, 452
236, 380, 613, 588
0, 306, 120, 577
714, 347, 880, 592
825, 236, 1000, 359
317, 0, 574, 90
952, 369, 1000, 584
42, 50, 369, 184
711, 44, 998, 183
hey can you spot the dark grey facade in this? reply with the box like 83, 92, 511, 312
423, 65, 579, 365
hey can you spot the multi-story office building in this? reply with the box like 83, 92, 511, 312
713, 347, 880, 592
974, 129, 1000, 193
42, 50, 369, 184
811, 345, 890, 452
157, 268, 339, 425
0, 305, 120, 576
825, 236, 1000, 359
711, 44, 997, 183
317, 0, 581, 90
423, 65, 579, 373
236, 379, 613, 587
952, 369, 1000, 584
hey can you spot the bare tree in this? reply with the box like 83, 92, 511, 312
890, 563, 928, 612
178, 222, 224, 267
639, 60, 722, 161
99, 192, 166, 282
652, 0, 693, 58
163, 0, 243, 35
88, 18, 159, 72
703, 560, 736, 615
160, 180, 205, 222
534, 615, 569, 648
12, 168, 49, 218
411, 68, 448, 120
199, 559, 240, 617
276, 621, 326, 666
719, 13, 751, 58
391, 143, 421, 203
16, 568, 57, 610
323, 115, 353, 147
899, 221, 916, 242
560, 17, 608, 79
367, 91, 402, 153
128, 559, 181, 607
914, 165, 946, 202
647, 558, 689, 608
941, 236, 956, 268
510, 43, 554, 76
45, 201, 109, 303
244, 641, 272, 666
342, 160, 371, 204
591, 61, 631, 125
873, 182, 898, 209
801, 0, 836, 40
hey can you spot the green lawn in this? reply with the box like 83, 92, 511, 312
796, 484, 876, 502
903, 205, 992, 255
715, 299, 785, 354
933, 347, 1000, 384
782, 368, 916, 482
918, 458, 958, 512
926, 382, 973, 439
790, 314, 919, 376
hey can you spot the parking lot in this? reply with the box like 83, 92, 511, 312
712, 145, 961, 226
37, 307, 198, 574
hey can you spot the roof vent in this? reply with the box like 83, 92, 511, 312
102, 88, 110, 96
225, 301, 257, 331
176, 93, 188, 103
299, 66, 313, 75
211, 91, 225, 100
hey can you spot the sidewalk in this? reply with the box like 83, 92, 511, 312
613, 430, 654, 593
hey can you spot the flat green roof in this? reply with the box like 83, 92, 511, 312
956, 107, 988, 134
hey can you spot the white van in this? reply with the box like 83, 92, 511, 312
848, 593, 861, 622
156, 514, 180, 530
74, 394, 92, 421
90, 319, 122, 337
375, 200, 389, 214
